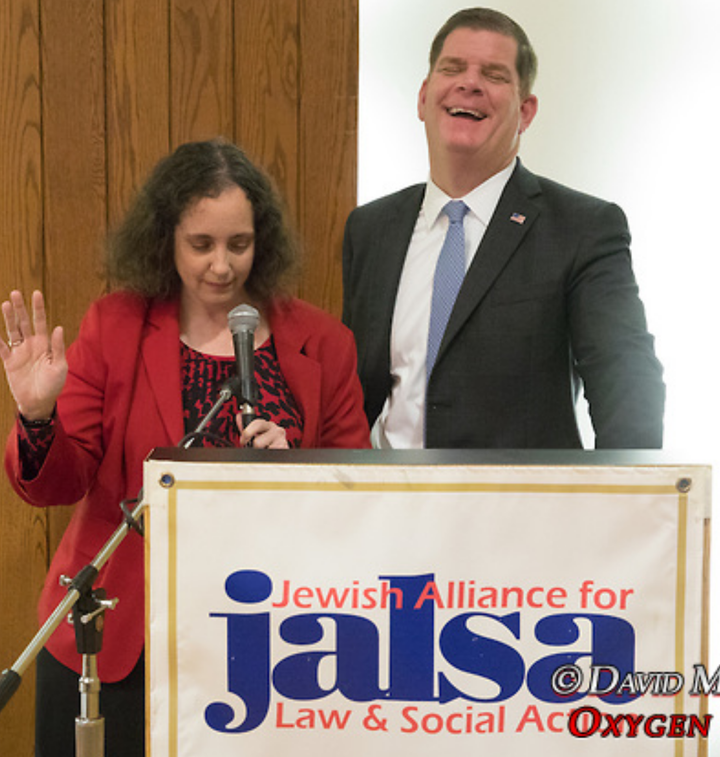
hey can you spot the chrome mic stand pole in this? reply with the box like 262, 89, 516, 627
0, 498, 143, 716
70, 583, 117, 757
0, 376, 241, 754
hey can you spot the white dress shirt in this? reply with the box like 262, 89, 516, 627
371, 161, 516, 449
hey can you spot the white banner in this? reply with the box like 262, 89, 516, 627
144, 457, 711, 756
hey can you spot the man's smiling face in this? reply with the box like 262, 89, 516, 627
418, 27, 537, 183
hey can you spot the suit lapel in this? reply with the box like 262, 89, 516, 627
437, 165, 541, 361
142, 299, 185, 443
373, 186, 426, 342
269, 301, 322, 447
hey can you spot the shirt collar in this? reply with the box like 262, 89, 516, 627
422, 158, 517, 230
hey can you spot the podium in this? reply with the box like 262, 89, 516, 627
144, 449, 711, 756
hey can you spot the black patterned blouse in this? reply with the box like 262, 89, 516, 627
18, 337, 304, 479
181, 338, 303, 447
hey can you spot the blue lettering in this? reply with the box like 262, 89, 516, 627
526, 613, 637, 703
205, 573, 639, 733
273, 614, 386, 700
204, 570, 272, 732
439, 612, 525, 703
382, 574, 435, 700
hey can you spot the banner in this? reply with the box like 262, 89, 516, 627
144, 455, 711, 756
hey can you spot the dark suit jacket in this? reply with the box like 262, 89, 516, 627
5, 292, 369, 680
342, 161, 665, 449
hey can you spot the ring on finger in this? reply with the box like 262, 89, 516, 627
8, 338, 24, 348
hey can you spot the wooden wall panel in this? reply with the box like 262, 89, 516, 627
0, 1, 358, 752
171, 0, 234, 146
235, 0, 300, 220
297, 0, 358, 316
42, 0, 107, 336
41, 0, 108, 557
0, 0, 43, 285
105, 0, 171, 226
0, 3, 45, 754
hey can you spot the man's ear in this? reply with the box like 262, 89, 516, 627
417, 79, 429, 122
518, 94, 539, 134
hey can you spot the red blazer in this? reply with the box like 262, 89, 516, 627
5, 292, 370, 680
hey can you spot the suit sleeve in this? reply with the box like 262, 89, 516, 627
341, 210, 357, 329
568, 201, 665, 448
341, 206, 395, 428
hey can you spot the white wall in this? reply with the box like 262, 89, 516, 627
360, 0, 719, 740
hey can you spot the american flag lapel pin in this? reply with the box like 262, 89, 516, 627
510, 212, 526, 225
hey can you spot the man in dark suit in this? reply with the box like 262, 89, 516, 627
342, 7, 664, 449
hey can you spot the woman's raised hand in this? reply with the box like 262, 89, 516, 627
0, 290, 68, 421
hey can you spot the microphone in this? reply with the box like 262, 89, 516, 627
227, 304, 259, 430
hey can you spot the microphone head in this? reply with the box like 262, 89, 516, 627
228, 304, 260, 334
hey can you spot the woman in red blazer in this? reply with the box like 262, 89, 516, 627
1, 138, 370, 756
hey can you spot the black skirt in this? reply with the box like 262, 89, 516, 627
35, 647, 145, 757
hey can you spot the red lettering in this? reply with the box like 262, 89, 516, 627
446, 712, 463, 734
568, 706, 602, 737
687, 714, 713, 738
275, 701, 294, 728
623, 713, 644, 737
318, 709, 351, 730
600, 713, 624, 737
501, 587, 524, 608
515, 704, 544, 732
527, 587, 544, 608
644, 714, 667, 737
401, 706, 419, 733
293, 587, 313, 608
380, 581, 403, 609
361, 586, 378, 609
414, 581, 444, 609
667, 715, 687, 738
314, 586, 350, 609
422, 713, 443, 734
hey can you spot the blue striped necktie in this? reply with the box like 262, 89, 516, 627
426, 199, 469, 379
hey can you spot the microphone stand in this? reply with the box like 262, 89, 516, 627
0, 376, 241, 756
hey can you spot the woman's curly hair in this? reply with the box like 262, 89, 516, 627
104, 138, 299, 303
